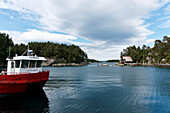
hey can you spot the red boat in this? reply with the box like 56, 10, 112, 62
0, 48, 49, 94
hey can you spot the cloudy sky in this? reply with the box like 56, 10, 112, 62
0, 0, 170, 60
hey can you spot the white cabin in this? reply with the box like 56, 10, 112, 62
121, 56, 133, 63
6, 50, 46, 75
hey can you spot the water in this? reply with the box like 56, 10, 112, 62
0, 63, 170, 113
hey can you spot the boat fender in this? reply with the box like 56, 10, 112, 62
1, 71, 5, 75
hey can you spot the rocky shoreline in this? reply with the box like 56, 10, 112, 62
136, 63, 170, 68
115, 62, 170, 68
43, 62, 89, 67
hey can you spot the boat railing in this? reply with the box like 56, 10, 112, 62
0, 72, 31, 75
0, 70, 49, 75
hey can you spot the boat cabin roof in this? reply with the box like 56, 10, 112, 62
6, 56, 46, 61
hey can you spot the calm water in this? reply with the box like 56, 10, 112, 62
0, 63, 170, 113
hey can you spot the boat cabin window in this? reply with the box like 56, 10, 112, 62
21, 60, 29, 68
37, 60, 43, 67
15, 60, 20, 68
11, 62, 14, 68
29, 60, 36, 68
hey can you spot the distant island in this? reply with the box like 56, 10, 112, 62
120, 36, 170, 65
0, 33, 88, 66
87, 59, 120, 63
87, 59, 101, 63
107, 59, 120, 62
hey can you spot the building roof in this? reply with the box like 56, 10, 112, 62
6, 56, 46, 61
122, 56, 133, 62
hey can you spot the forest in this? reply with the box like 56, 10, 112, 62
0, 33, 88, 66
121, 36, 170, 64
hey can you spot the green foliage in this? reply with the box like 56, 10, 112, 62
121, 36, 170, 64
26, 42, 88, 63
12, 43, 27, 56
0, 33, 14, 65
87, 59, 101, 63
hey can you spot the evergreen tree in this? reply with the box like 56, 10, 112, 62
0, 33, 14, 65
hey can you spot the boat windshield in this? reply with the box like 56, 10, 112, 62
11, 62, 14, 68
37, 60, 43, 67
15, 60, 20, 68
29, 60, 36, 68
21, 60, 29, 68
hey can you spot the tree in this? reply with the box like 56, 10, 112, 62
0, 33, 14, 65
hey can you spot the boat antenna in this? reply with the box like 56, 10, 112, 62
22, 44, 29, 56
28, 44, 29, 50
8, 46, 11, 58
27, 44, 30, 56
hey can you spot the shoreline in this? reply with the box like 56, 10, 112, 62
43, 62, 89, 67
112, 62, 170, 68
136, 63, 170, 68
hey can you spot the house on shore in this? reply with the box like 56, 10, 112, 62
121, 56, 133, 64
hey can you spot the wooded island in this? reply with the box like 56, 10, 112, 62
0, 33, 88, 66
121, 36, 170, 64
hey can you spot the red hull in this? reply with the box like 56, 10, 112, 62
0, 71, 49, 94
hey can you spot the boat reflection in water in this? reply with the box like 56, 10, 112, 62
0, 89, 49, 113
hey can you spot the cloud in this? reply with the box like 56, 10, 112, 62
160, 3, 170, 28
160, 20, 170, 28
0, 0, 161, 42
72, 38, 154, 60
0, 0, 169, 60
1, 29, 77, 44
163, 3, 170, 14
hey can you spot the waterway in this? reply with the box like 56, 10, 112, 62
0, 63, 170, 113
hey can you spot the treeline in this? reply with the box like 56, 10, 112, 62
107, 59, 120, 62
0, 33, 88, 65
121, 36, 170, 64
87, 59, 101, 63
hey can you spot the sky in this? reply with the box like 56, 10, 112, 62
0, 0, 170, 60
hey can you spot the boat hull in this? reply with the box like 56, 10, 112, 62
0, 71, 49, 94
